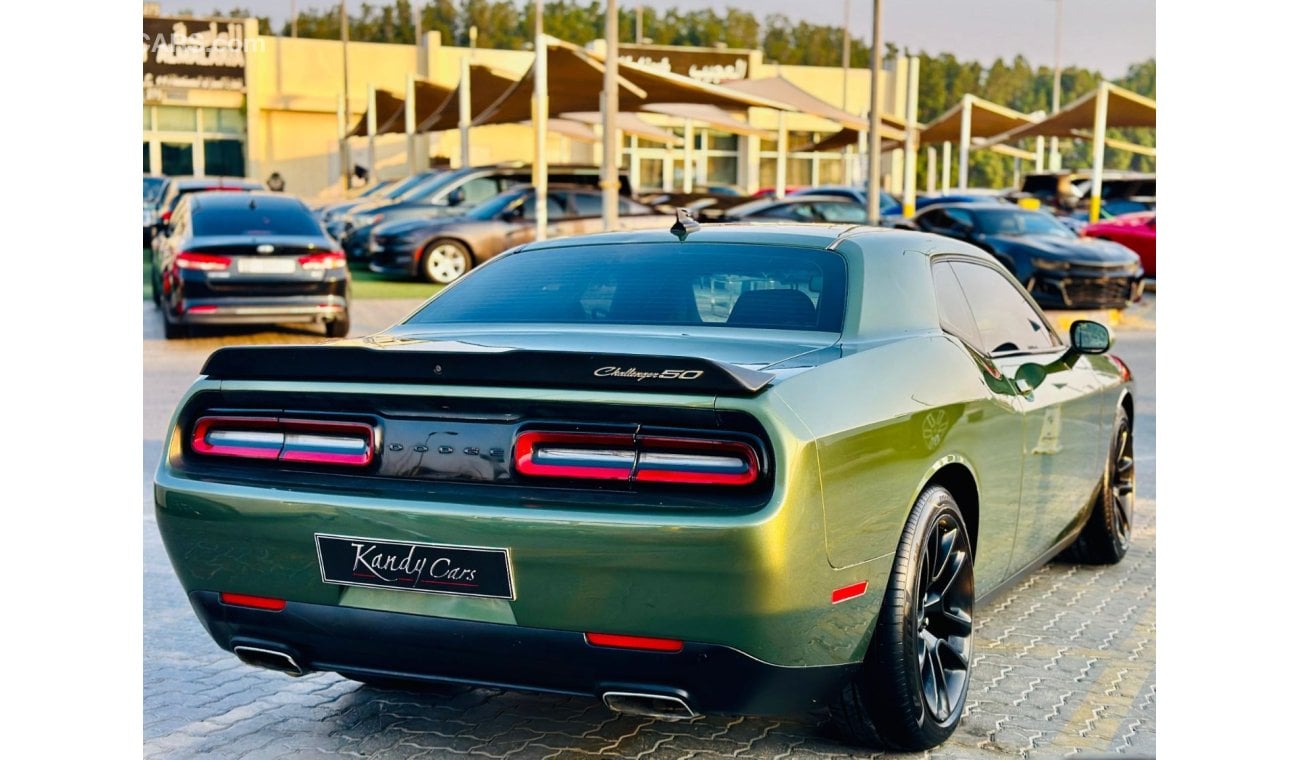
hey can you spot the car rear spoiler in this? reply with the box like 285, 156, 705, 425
200, 345, 775, 396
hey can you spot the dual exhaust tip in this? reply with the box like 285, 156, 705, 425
602, 691, 697, 721
233, 645, 306, 677
232, 646, 696, 721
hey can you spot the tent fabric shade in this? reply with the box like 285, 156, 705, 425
471, 38, 647, 127
987, 83, 1156, 143
721, 76, 906, 134
520, 119, 600, 144
347, 89, 406, 137
419, 64, 520, 132
472, 38, 794, 129
921, 95, 1037, 144
562, 111, 684, 145
640, 103, 775, 139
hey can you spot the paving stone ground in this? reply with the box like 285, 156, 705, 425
143, 298, 1156, 759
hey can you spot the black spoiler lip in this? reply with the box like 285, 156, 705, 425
200, 345, 775, 396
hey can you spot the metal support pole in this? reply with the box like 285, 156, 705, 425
337, 93, 349, 190
857, 107, 867, 187
533, 1, 548, 240
405, 74, 416, 175
941, 141, 951, 194
866, 0, 883, 224
957, 94, 971, 190
1089, 82, 1109, 223
926, 145, 936, 194
458, 54, 471, 168
841, 0, 852, 185
1050, 0, 1063, 171
683, 118, 695, 193
636, 4, 643, 42
902, 55, 919, 216
366, 84, 377, 182
340, 1, 351, 189
775, 110, 787, 199
1035, 135, 1045, 172
602, 0, 620, 231
629, 135, 640, 192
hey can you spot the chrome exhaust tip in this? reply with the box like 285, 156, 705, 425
233, 645, 306, 677
602, 691, 698, 720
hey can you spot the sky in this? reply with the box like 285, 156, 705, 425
153, 0, 1156, 79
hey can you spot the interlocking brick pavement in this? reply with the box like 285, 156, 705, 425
144, 300, 1156, 759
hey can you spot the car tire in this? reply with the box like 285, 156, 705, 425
421, 239, 472, 284
325, 310, 350, 338
162, 312, 187, 340
830, 485, 975, 750
150, 264, 162, 307
1062, 412, 1134, 565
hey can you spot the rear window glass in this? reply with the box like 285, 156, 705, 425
407, 244, 847, 332
192, 203, 321, 236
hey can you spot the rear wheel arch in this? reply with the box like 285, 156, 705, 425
925, 462, 980, 557
1120, 391, 1134, 431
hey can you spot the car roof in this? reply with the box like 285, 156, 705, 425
172, 176, 264, 189
517, 221, 996, 261
919, 201, 1030, 212
189, 191, 305, 211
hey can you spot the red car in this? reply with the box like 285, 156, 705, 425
1082, 212, 1156, 278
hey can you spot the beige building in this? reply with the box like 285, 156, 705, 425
143, 11, 913, 200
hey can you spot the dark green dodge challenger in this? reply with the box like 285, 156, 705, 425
155, 219, 1135, 750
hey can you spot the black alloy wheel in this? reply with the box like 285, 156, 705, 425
830, 485, 975, 750
1064, 413, 1134, 564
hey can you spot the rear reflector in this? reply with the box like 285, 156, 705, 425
831, 581, 869, 604
192, 416, 375, 466
219, 592, 287, 611
515, 431, 758, 486
187, 304, 219, 314
585, 632, 684, 653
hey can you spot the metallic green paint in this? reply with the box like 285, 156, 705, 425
154, 224, 1134, 677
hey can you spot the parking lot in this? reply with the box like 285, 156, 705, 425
143, 297, 1156, 759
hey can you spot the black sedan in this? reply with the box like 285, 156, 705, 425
152, 192, 350, 339
900, 203, 1144, 309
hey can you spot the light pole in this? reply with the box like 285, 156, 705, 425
602, 0, 620, 231
1049, 0, 1063, 171
340, 0, 351, 189
533, 0, 548, 240
866, 0, 883, 224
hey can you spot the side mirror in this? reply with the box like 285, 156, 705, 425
446, 188, 466, 206
1070, 320, 1111, 354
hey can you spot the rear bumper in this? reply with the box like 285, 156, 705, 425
174, 295, 347, 325
191, 590, 856, 716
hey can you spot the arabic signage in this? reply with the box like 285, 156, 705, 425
143, 16, 249, 95
618, 44, 752, 84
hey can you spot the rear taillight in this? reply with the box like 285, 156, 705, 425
176, 251, 231, 271
298, 251, 347, 270
192, 416, 375, 466
514, 431, 759, 486
160, 210, 172, 223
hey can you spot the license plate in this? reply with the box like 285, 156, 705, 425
237, 257, 297, 274
315, 534, 514, 600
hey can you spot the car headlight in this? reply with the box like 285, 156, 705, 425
349, 212, 383, 228
1031, 257, 1071, 272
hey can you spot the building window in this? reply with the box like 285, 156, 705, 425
156, 106, 198, 132
204, 139, 245, 177
759, 131, 849, 191
202, 108, 246, 135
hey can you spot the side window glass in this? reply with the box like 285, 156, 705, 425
815, 202, 868, 223
931, 262, 982, 351
950, 261, 1059, 353
918, 209, 950, 231
521, 193, 567, 221
459, 177, 499, 205
946, 208, 974, 230
571, 192, 603, 217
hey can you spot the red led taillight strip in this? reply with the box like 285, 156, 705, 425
191, 416, 375, 466
514, 431, 759, 486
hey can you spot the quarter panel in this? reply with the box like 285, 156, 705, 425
768, 335, 1025, 596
